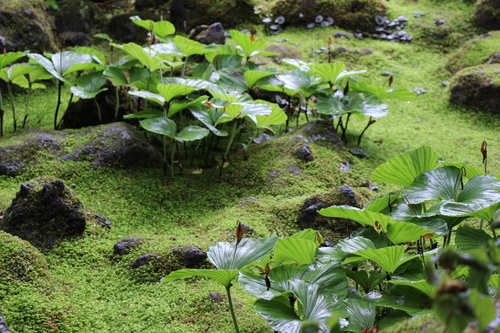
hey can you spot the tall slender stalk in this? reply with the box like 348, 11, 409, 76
225, 285, 240, 333
22, 80, 32, 129
224, 121, 238, 159
0, 91, 4, 136
7, 82, 17, 131
54, 80, 63, 130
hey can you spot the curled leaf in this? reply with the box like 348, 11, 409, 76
236, 221, 244, 246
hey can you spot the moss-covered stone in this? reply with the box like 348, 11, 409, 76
0, 177, 86, 251
54, 0, 105, 34
0, 0, 58, 53
254, 0, 386, 32
107, 12, 160, 44
475, 0, 500, 30
169, 0, 258, 32
446, 31, 500, 74
449, 64, 500, 114
0, 230, 50, 282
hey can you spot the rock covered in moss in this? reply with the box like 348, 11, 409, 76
0, 123, 163, 176
107, 12, 160, 44
131, 254, 159, 269
0, 177, 86, 250
0, 231, 50, 282
189, 22, 226, 45
0, 0, 58, 53
169, 0, 258, 32
449, 64, 500, 114
297, 185, 363, 235
254, 0, 386, 32
475, 0, 500, 30
446, 32, 500, 74
300, 119, 344, 150
172, 245, 207, 268
54, 0, 104, 34
114, 237, 146, 255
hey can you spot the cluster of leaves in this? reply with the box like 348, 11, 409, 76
0, 16, 413, 178
165, 146, 500, 333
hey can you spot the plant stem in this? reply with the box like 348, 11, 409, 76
224, 121, 238, 159
357, 116, 374, 146
54, 80, 62, 130
163, 136, 167, 176
225, 285, 240, 333
170, 139, 176, 179
114, 86, 120, 120
94, 98, 102, 123
7, 82, 17, 131
0, 91, 4, 136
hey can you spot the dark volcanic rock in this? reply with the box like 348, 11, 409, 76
132, 254, 159, 269
0, 123, 163, 176
189, 22, 226, 45
292, 135, 314, 162
61, 31, 91, 47
0, 178, 86, 251
172, 245, 207, 268
114, 237, 146, 255
449, 64, 500, 114
475, 0, 500, 30
0, 0, 58, 53
300, 119, 344, 150
107, 12, 160, 44
297, 185, 363, 236
54, 0, 104, 34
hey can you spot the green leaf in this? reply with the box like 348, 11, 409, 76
386, 221, 435, 244
250, 100, 287, 128
239, 261, 347, 300
343, 299, 376, 333
309, 62, 346, 84
337, 236, 376, 253
162, 268, 238, 288
0, 51, 26, 69
168, 95, 208, 118
377, 310, 411, 332
112, 43, 165, 72
176, 126, 209, 142
213, 54, 243, 70
279, 69, 322, 98
70, 71, 107, 99
351, 81, 415, 101
229, 30, 266, 59
455, 226, 493, 251
123, 108, 163, 119
367, 285, 432, 315
273, 237, 317, 265
254, 280, 346, 333
319, 205, 392, 231
347, 93, 388, 118
28, 51, 94, 82
129, 90, 165, 106
353, 246, 413, 275
469, 289, 496, 331
157, 83, 197, 103
140, 116, 176, 139
208, 237, 278, 270
173, 35, 209, 57
190, 108, 229, 136
244, 70, 275, 88
316, 94, 348, 117
372, 146, 438, 187
345, 270, 386, 293
387, 278, 437, 297
103, 67, 130, 86
130, 16, 175, 37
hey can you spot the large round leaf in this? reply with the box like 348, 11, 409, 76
140, 116, 176, 138
207, 236, 278, 270
162, 268, 238, 288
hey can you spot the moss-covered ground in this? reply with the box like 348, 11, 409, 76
0, 0, 499, 332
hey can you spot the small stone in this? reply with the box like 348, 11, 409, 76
413, 88, 427, 94
172, 245, 207, 268
0, 313, 11, 333
320, 240, 335, 247
349, 148, 369, 159
114, 237, 145, 255
239, 197, 259, 205
340, 160, 351, 172
131, 254, 158, 269
208, 291, 226, 303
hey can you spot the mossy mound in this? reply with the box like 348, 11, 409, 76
446, 31, 500, 74
254, 0, 387, 32
475, 0, 500, 30
449, 64, 500, 114
0, 231, 50, 283
54, 0, 105, 34
1, 177, 86, 251
169, 0, 258, 33
0, 0, 58, 53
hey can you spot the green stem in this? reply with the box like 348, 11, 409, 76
114, 86, 120, 120
246, 127, 258, 149
23, 81, 32, 129
224, 121, 238, 159
357, 116, 374, 146
0, 91, 4, 136
7, 82, 17, 131
54, 80, 62, 130
163, 136, 167, 176
170, 139, 176, 179
94, 98, 102, 123
225, 285, 240, 333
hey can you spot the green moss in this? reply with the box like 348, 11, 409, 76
446, 31, 500, 73
0, 231, 49, 282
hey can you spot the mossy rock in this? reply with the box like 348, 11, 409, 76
449, 64, 500, 114
0, 177, 86, 251
169, 0, 258, 32
107, 12, 160, 44
254, 0, 387, 32
0, 122, 163, 176
0, 231, 50, 282
0, 0, 58, 53
446, 31, 500, 74
475, 0, 500, 30
54, 0, 105, 34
